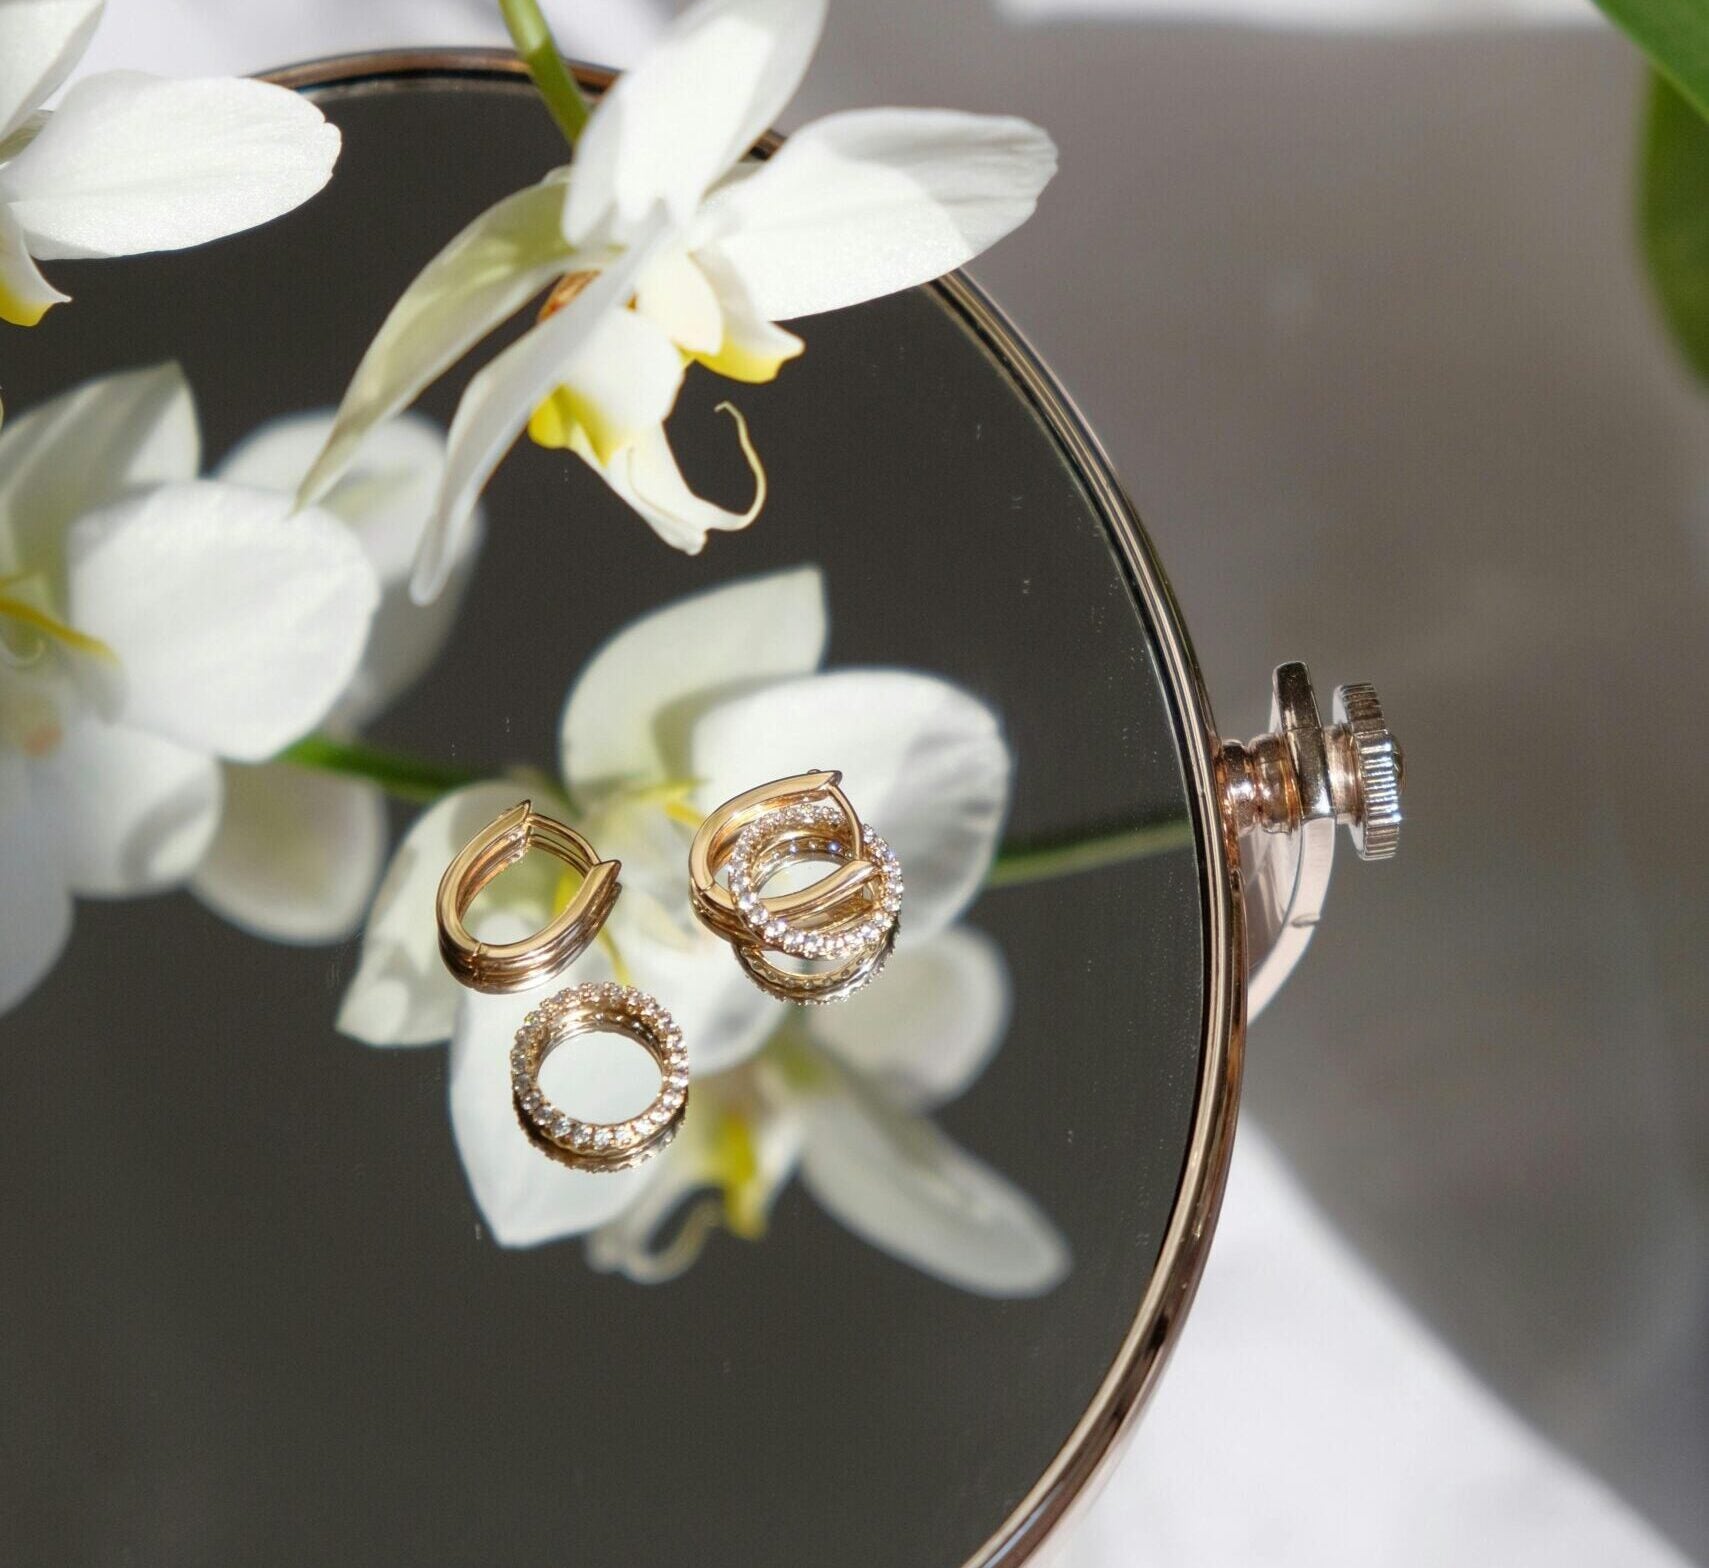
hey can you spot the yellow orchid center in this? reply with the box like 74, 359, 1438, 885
711, 1109, 768, 1240
688, 335, 799, 386
549, 860, 633, 986
618, 775, 706, 830
528, 382, 629, 465
0, 679, 63, 757
0, 285, 55, 329
768, 1029, 828, 1092
0, 574, 115, 666
526, 255, 800, 465
0, 576, 111, 758
528, 269, 630, 460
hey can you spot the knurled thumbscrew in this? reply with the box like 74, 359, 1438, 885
1220, 664, 1403, 861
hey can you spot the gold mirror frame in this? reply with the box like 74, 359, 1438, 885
265, 50, 1245, 1566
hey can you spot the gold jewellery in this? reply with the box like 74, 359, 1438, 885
436, 801, 687, 1171
436, 801, 620, 992
689, 770, 903, 1005
510, 983, 688, 1171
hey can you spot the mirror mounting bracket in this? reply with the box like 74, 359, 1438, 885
1220, 663, 1403, 1019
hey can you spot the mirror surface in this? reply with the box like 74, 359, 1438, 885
0, 72, 1208, 1568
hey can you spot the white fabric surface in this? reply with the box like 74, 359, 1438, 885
1061, 1128, 1692, 1567
53, 4, 1697, 1564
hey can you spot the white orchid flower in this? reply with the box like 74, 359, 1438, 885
335, 568, 1058, 1289
339, 566, 1008, 1055
0, 0, 340, 336
0, 364, 380, 1015
186, 409, 483, 944
583, 925, 1071, 1296
296, 0, 1057, 602
447, 918, 1068, 1294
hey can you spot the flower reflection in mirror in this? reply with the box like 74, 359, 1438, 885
0, 365, 380, 1015
189, 409, 484, 944
339, 566, 1070, 1296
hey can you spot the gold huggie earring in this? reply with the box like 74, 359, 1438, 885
689, 770, 903, 1005
436, 800, 621, 992
438, 801, 688, 1170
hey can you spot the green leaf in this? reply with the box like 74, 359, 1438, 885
1595, 0, 1709, 121
1641, 70, 1709, 385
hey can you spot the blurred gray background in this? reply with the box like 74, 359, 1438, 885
74, 1, 1709, 1562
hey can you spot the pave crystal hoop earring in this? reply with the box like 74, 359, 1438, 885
689, 770, 904, 1005
511, 982, 689, 1170
436, 800, 622, 993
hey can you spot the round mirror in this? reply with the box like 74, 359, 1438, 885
1, 58, 1237, 1568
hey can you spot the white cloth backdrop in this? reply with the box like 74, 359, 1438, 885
67, 3, 1702, 1565
1059, 1129, 1690, 1568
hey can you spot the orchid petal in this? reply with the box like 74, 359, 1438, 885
449, 982, 661, 1248
608, 898, 781, 1075
219, 410, 478, 727
807, 926, 1009, 1112
0, 110, 46, 165
190, 762, 386, 943
587, 1085, 806, 1278
635, 246, 724, 355
64, 480, 379, 761
4, 72, 339, 261
0, 655, 74, 754
32, 715, 221, 896
0, 362, 197, 582
711, 1077, 807, 1235
560, 564, 825, 796
336, 781, 527, 1047
413, 216, 669, 604
585, 796, 697, 914
797, 1069, 1069, 1297
689, 669, 1010, 942
564, 0, 826, 244
583, 1115, 726, 1282
0, 0, 102, 143
295, 174, 575, 507
525, 301, 686, 465
689, 245, 802, 382
592, 408, 766, 555
698, 107, 1057, 321
0, 201, 66, 326
0, 567, 123, 722
0, 750, 71, 1016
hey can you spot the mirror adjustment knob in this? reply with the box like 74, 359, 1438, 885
1221, 664, 1404, 1018
1220, 665, 1403, 861
1330, 682, 1402, 862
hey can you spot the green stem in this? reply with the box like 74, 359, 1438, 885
984, 818, 1194, 889
277, 736, 483, 806
280, 733, 1194, 885
499, 0, 591, 146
